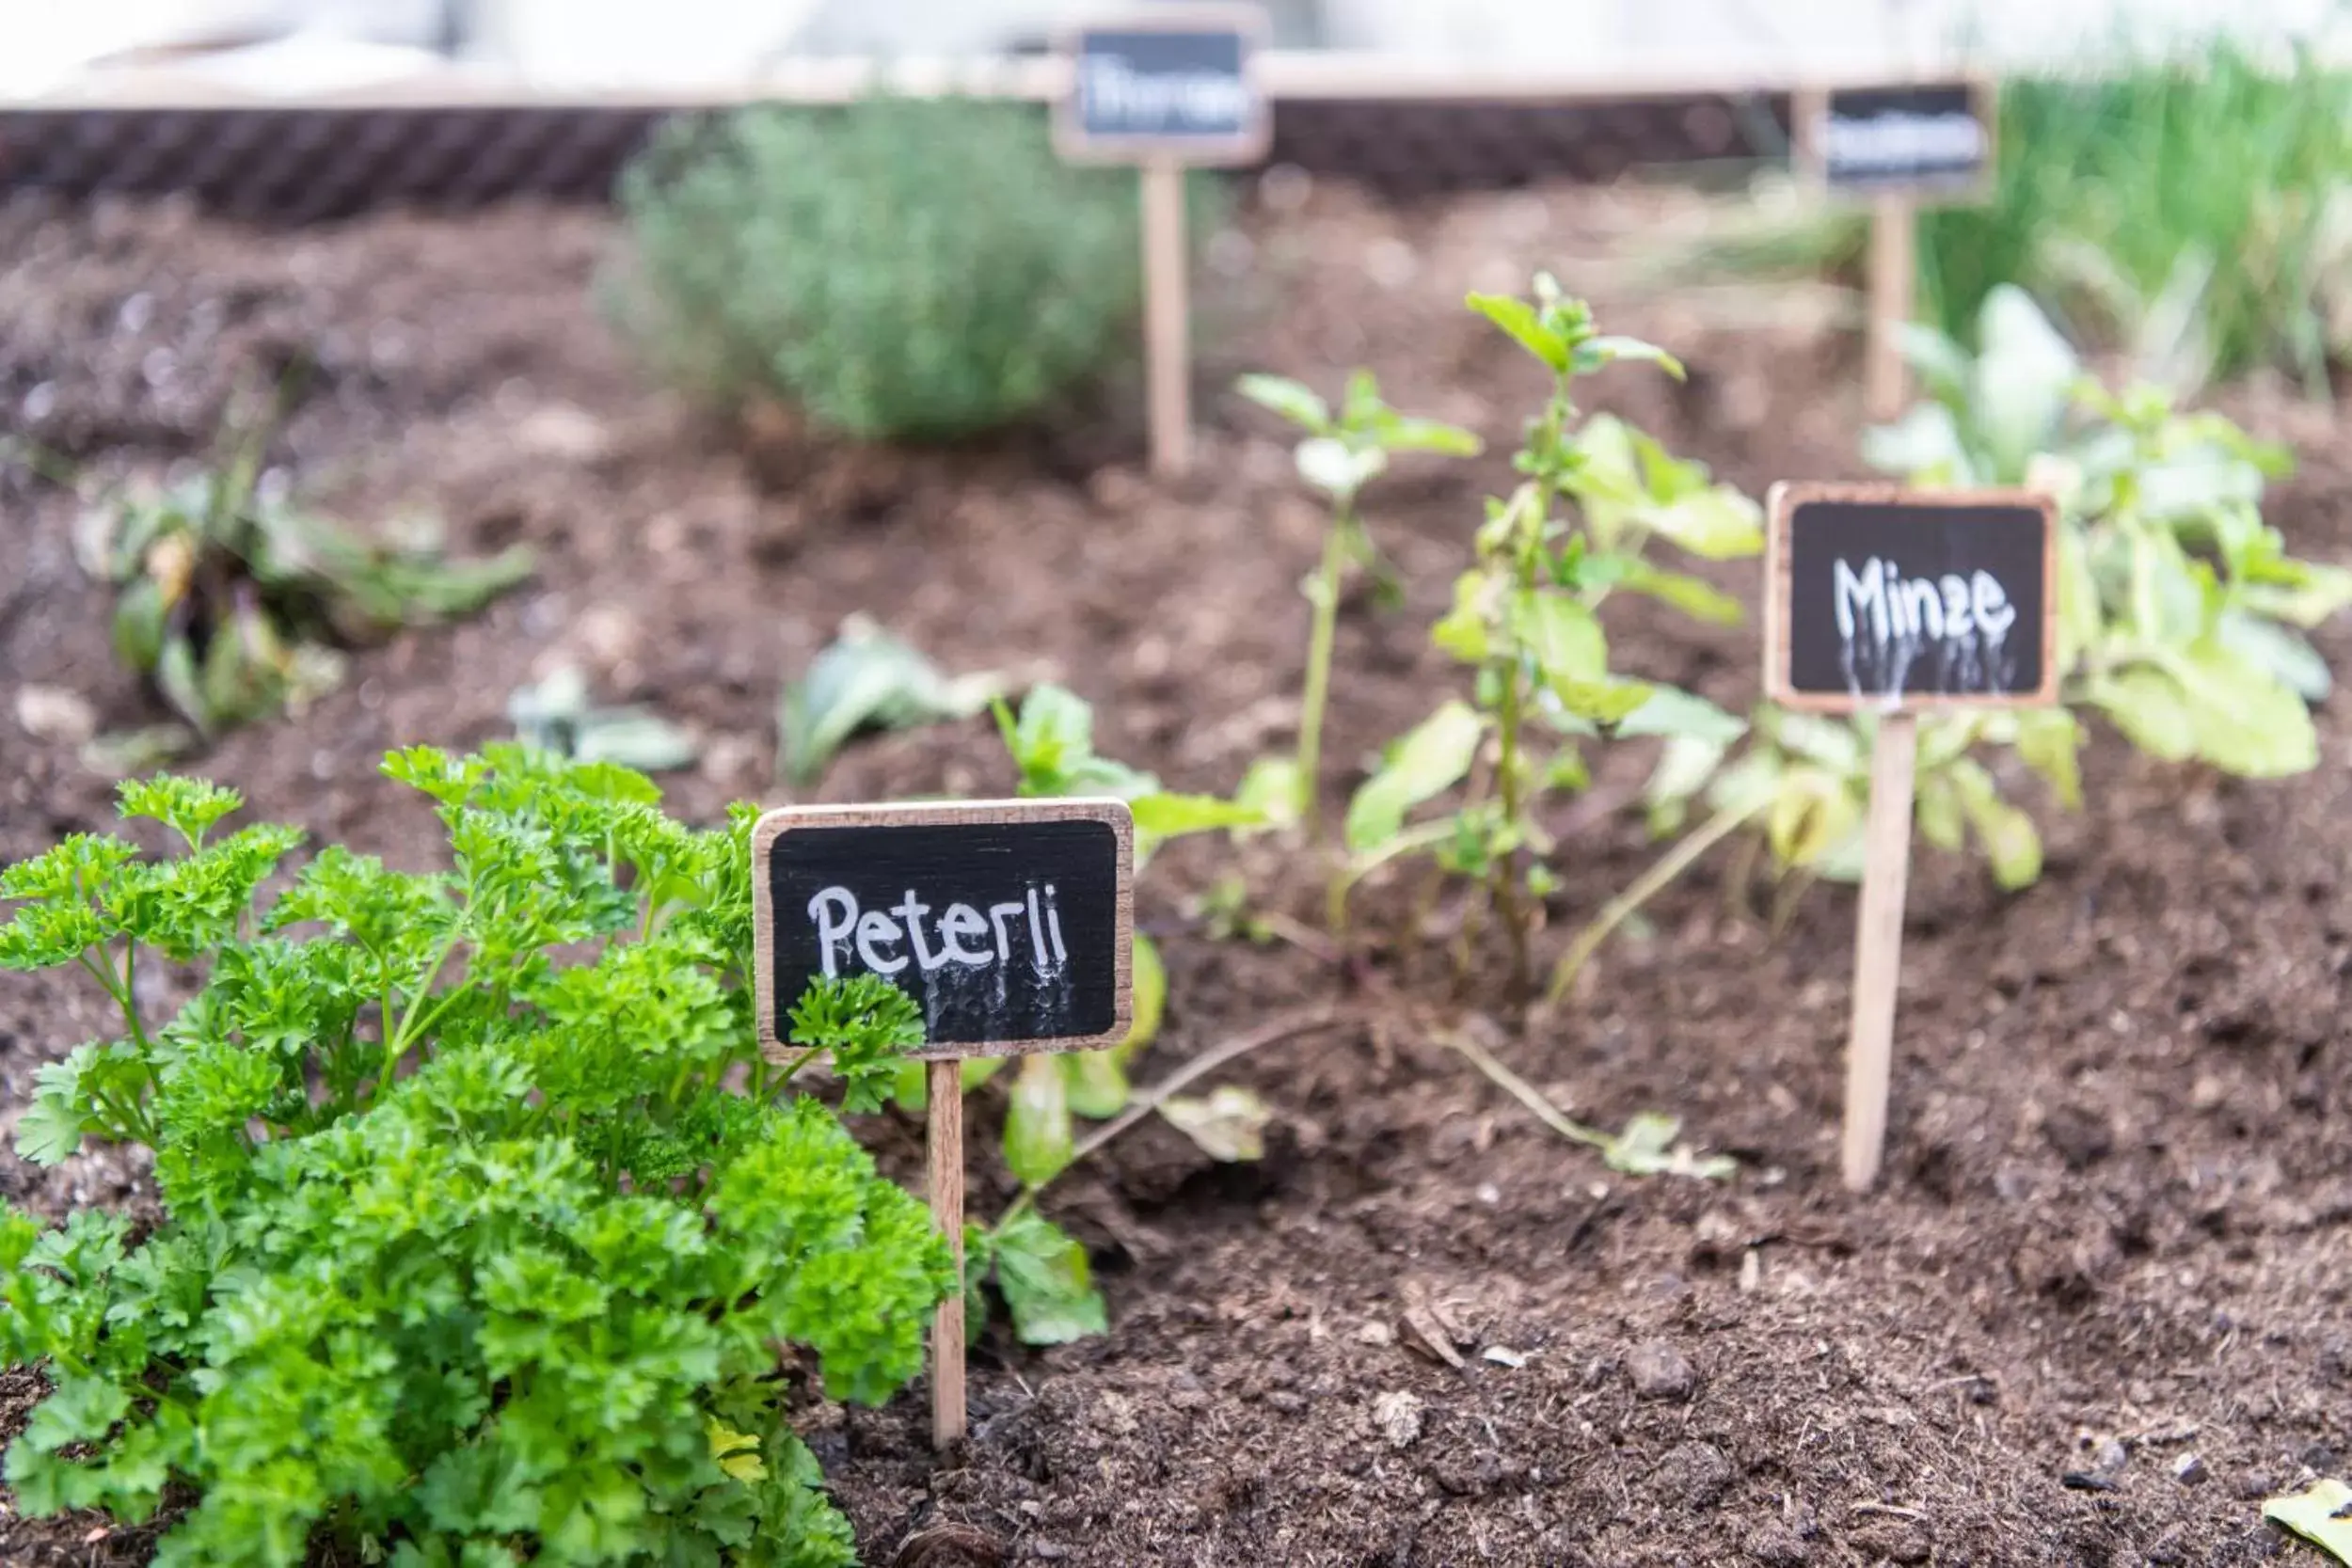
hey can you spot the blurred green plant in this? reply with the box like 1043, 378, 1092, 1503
1918, 40, 2352, 390
777, 615, 1003, 786
1559, 281, 2352, 990
1234, 371, 1483, 835
508, 665, 700, 774
614, 95, 1183, 441
1867, 285, 2349, 775
79, 424, 531, 747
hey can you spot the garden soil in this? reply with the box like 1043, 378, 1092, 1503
0, 178, 2345, 1567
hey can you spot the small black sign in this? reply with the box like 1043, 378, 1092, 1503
1767, 484, 2058, 711
1056, 7, 1268, 165
1812, 80, 1994, 199
753, 800, 1135, 1060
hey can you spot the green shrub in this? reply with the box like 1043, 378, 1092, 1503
0, 752, 954, 1566
614, 96, 1147, 441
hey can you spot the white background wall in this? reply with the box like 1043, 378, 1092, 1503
9, 0, 2351, 96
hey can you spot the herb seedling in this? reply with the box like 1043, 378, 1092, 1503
1235, 370, 1482, 831
81, 418, 531, 747
1339, 277, 1762, 991
0, 752, 952, 1565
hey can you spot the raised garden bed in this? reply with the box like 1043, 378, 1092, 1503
1, 179, 2345, 1565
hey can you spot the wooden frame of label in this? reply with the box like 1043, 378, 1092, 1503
1788, 74, 2000, 209
1050, 3, 1274, 166
1762, 482, 2060, 715
751, 798, 1136, 1063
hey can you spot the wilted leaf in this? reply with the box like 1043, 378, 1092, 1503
2011, 707, 2084, 810
778, 616, 1000, 786
1431, 572, 1493, 663
1158, 1085, 1272, 1162
1603, 1112, 1736, 1180
2263, 1478, 2352, 1564
1947, 760, 2042, 890
1914, 772, 1965, 853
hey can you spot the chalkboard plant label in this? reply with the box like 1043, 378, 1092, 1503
1766, 483, 2058, 712
1804, 79, 1995, 202
753, 800, 1135, 1060
1055, 5, 1270, 166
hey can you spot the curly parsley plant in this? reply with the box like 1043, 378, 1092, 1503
0, 750, 953, 1566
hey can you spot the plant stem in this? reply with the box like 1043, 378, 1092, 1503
1438, 1022, 1613, 1150
1295, 508, 1354, 838
1491, 666, 1532, 995
1547, 796, 1768, 1003
1327, 818, 1463, 932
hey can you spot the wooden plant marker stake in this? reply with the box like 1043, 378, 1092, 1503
1764, 484, 2057, 1191
1794, 76, 1996, 422
751, 800, 1135, 1447
1865, 193, 1916, 421
1055, 7, 1269, 478
1140, 156, 1192, 477
925, 1058, 966, 1445
1844, 705, 1916, 1190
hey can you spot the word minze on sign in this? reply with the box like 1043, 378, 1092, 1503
1809, 80, 1994, 199
1055, 7, 1268, 165
1766, 483, 2057, 712
753, 800, 1135, 1059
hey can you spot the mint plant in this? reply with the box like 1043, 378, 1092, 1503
1234, 371, 1482, 832
1867, 284, 2350, 776
1554, 704, 2078, 995
0, 752, 953, 1566
1337, 278, 1762, 990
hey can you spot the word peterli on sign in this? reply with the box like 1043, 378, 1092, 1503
754, 800, 1135, 1057
1768, 485, 2057, 712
